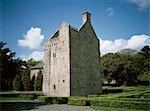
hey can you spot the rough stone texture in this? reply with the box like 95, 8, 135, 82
43, 12, 102, 96
43, 23, 70, 97
70, 20, 102, 96
30, 69, 43, 79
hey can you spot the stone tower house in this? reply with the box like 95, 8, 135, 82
43, 12, 102, 97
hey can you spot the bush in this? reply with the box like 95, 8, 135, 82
37, 96, 68, 104
90, 99, 150, 110
143, 93, 150, 99
51, 97, 68, 104
18, 94, 35, 100
68, 98, 90, 106
68, 97, 150, 110
37, 96, 51, 103
102, 88, 123, 94
13, 75, 23, 91
35, 69, 43, 91
22, 70, 32, 91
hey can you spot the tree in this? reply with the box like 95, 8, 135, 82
13, 74, 23, 91
0, 41, 26, 90
31, 75, 35, 91
101, 46, 150, 86
26, 58, 41, 69
35, 69, 43, 91
101, 53, 137, 86
136, 46, 150, 83
22, 70, 32, 91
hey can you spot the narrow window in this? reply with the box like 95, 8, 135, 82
53, 85, 56, 90
53, 53, 56, 58
63, 80, 65, 82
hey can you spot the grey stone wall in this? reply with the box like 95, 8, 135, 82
70, 21, 102, 96
43, 23, 70, 97
30, 69, 43, 79
43, 12, 102, 97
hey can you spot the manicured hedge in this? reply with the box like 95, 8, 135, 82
143, 93, 150, 99
90, 99, 150, 110
37, 96, 68, 104
37, 96, 51, 102
18, 94, 35, 100
68, 99, 90, 106
68, 98, 150, 110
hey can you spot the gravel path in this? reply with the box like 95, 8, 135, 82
22, 104, 99, 111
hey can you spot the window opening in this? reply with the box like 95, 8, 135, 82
53, 85, 56, 90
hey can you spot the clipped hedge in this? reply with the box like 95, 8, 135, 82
51, 97, 68, 104
37, 96, 68, 104
143, 93, 150, 99
68, 98, 150, 110
37, 96, 51, 102
68, 99, 90, 106
18, 94, 35, 100
90, 99, 150, 110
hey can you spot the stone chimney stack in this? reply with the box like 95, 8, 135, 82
82, 12, 91, 24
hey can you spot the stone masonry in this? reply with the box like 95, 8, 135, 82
43, 12, 102, 97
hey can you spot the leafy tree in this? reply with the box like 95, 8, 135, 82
13, 74, 23, 91
31, 75, 35, 91
22, 70, 32, 91
101, 45, 150, 86
136, 46, 150, 82
35, 69, 43, 91
0, 41, 26, 90
26, 58, 41, 69
137, 72, 150, 81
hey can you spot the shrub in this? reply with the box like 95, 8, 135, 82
37, 96, 68, 104
35, 69, 43, 91
18, 94, 34, 100
52, 97, 68, 104
37, 96, 51, 103
13, 75, 23, 91
102, 88, 123, 94
143, 93, 150, 99
90, 99, 150, 110
31, 75, 35, 91
22, 70, 32, 91
68, 99, 90, 106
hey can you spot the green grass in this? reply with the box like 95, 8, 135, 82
68, 86, 150, 110
91, 106, 146, 111
0, 96, 21, 100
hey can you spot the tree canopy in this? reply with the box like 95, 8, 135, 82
0, 41, 26, 90
101, 46, 150, 86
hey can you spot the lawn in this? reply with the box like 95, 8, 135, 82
0, 86, 149, 111
68, 86, 150, 111
91, 106, 145, 111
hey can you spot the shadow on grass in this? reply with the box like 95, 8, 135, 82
0, 102, 47, 111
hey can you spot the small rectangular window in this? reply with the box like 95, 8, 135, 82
53, 85, 56, 90
53, 53, 56, 58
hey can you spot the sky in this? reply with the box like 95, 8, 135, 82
1, 0, 150, 60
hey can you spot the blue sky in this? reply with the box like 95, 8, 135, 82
1, 0, 150, 60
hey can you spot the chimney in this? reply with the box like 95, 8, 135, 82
82, 12, 91, 23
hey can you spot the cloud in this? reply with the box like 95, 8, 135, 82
20, 51, 44, 61
100, 34, 150, 55
106, 7, 114, 16
127, 0, 150, 10
18, 27, 44, 49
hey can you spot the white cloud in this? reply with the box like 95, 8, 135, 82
106, 7, 114, 16
18, 27, 44, 49
127, 0, 150, 10
20, 51, 44, 61
100, 34, 150, 55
